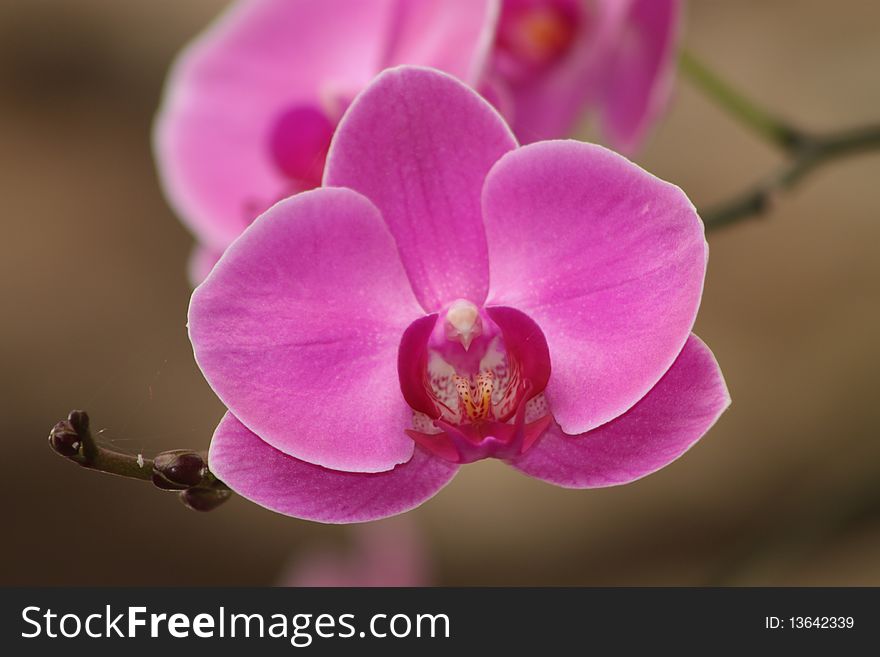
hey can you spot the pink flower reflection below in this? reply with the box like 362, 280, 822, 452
279, 518, 428, 587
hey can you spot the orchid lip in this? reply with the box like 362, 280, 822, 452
398, 304, 553, 464
494, 0, 583, 81
268, 103, 336, 187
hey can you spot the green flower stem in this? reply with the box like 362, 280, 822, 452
681, 50, 880, 230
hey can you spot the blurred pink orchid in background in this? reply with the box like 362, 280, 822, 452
279, 518, 428, 587
188, 66, 729, 523
154, 0, 497, 283
154, 0, 680, 284
489, 0, 680, 149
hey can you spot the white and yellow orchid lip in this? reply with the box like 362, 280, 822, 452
398, 302, 553, 464
453, 371, 495, 422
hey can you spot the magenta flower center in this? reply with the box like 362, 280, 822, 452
398, 300, 553, 464
268, 104, 336, 188
247, 94, 354, 225
494, 0, 585, 80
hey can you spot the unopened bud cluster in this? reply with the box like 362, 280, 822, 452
152, 450, 207, 489
48, 410, 90, 459
48, 409, 230, 512
152, 449, 231, 512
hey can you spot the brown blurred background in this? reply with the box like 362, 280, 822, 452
3, 0, 878, 585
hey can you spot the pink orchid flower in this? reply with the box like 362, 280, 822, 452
279, 518, 428, 587
155, 0, 680, 285
154, 0, 497, 284
189, 66, 729, 523
488, 0, 681, 151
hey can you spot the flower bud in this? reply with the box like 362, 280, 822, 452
67, 409, 90, 434
151, 472, 187, 491
152, 450, 206, 489
180, 486, 232, 512
48, 420, 81, 458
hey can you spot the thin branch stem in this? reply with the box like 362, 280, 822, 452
48, 410, 231, 511
681, 50, 880, 229
702, 124, 880, 230
81, 442, 156, 481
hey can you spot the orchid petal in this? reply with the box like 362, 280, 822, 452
383, 0, 499, 85
210, 413, 458, 523
493, 0, 609, 143
483, 140, 706, 435
511, 335, 729, 487
599, 0, 681, 154
189, 187, 423, 473
325, 65, 517, 312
